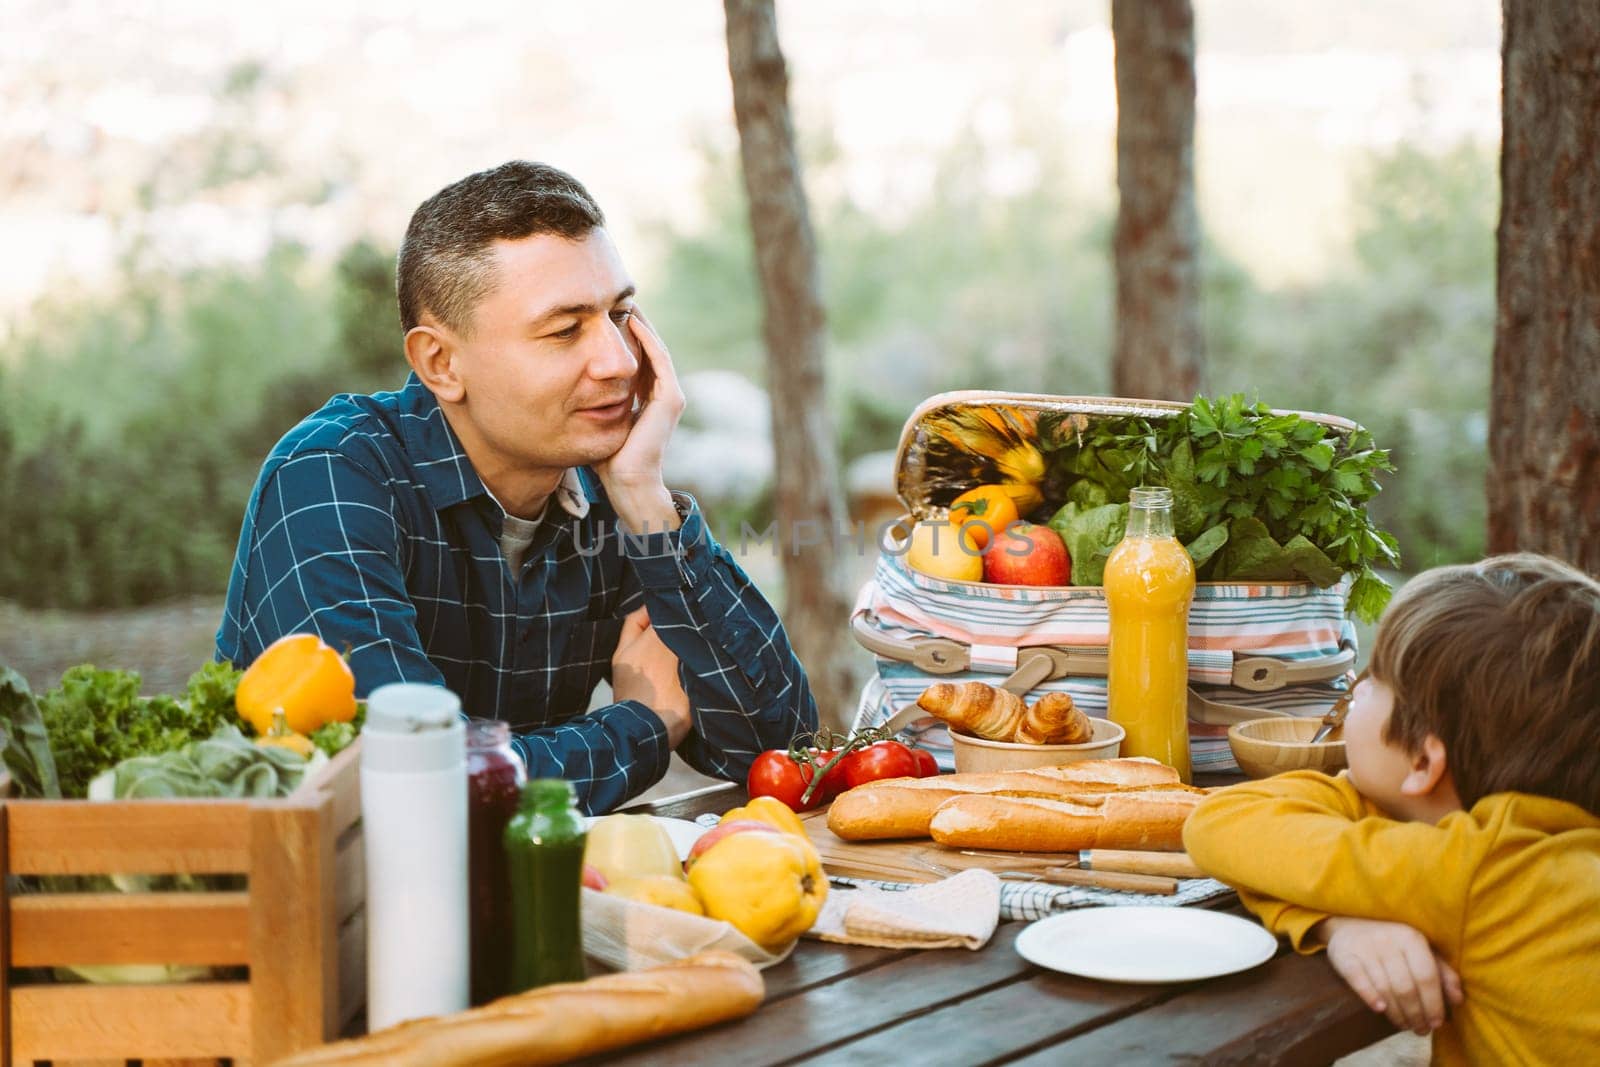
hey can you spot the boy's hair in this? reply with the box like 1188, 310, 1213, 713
396, 161, 605, 336
1369, 552, 1600, 812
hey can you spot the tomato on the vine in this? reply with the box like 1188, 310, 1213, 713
837, 740, 920, 791
746, 749, 822, 811
909, 746, 940, 778
809, 748, 846, 801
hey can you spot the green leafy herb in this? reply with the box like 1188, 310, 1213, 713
1040, 393, 1399, 621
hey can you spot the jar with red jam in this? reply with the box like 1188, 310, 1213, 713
466, 718, 527, 1004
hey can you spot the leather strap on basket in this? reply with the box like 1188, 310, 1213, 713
851, 609, 1355, 699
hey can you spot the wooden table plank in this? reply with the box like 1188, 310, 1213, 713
806, 961, 1181, 1067
1004, 948, 1395, 1066
606, 923, 1043, 1066
760, 939, 909, 1000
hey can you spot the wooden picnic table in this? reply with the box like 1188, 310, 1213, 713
606, 778, 1395, 1066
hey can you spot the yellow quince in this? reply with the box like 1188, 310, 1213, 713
688, 830, 826, 951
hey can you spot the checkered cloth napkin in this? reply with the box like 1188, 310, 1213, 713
691, 814, 1233, 928
831, 872, 1234, 922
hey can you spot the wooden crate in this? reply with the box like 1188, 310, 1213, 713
0, 741, 365, 1067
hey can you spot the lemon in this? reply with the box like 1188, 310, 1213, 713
904, 519, 983, 582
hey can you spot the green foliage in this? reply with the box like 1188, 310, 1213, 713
0, 241, 402, 608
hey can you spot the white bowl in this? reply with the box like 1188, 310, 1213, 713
949, 717, 1125, 774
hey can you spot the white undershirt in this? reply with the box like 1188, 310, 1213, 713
486, 489, 547, 576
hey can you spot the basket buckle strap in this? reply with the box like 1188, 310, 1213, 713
851, 610, 972, 673
1230, 647, 1356, 691
997, 646, 1109, 695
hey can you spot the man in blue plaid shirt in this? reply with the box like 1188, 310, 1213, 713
217, 162, 818, 812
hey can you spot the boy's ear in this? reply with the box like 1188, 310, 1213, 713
405, 323, 466, 403
1399, 734, 1451, 797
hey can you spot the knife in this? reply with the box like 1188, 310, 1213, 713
1079, 849, 1205, 879
957, 848, 1205, 880
998, 866, 1179, 895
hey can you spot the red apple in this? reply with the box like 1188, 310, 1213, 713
581, 863, 609, 891
682, 819, 779, 870
983, 522, 1072, 586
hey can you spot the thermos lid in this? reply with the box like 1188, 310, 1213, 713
362, 683, 465, 774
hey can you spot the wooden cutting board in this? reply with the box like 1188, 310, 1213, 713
801, 808, 1072, 883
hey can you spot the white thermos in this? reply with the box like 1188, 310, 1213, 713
361, 683, 469, 1030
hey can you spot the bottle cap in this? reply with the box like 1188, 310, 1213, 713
362, 683, 465, 775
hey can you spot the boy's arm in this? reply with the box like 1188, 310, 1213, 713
1183, 771, 1485, 954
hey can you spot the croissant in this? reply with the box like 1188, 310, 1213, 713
1017, 692, 1094, 745
916, 682, 1026, 741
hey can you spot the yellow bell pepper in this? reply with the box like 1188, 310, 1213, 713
236, 633, 357, 737
719, 795, 807, 840
255, 708, 316, 759
688, 830, 826, 951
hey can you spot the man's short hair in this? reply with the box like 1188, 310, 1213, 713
1369, 552, 1600, 813
396, 161, 605, 335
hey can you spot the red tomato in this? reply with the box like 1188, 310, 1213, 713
809, 748, 846, 802
746, 750, 820, 811
838, 740, 920, 791
909, 746, 940, 778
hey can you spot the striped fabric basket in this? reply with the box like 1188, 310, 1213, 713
848, 391, 1361, 774
852, 552, 1357, 772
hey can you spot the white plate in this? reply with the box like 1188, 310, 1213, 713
1015, 906, 1278, 983
582, 815, 706, 860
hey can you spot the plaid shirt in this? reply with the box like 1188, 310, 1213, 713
217, 373, 817, 813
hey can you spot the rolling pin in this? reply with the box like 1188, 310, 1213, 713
1079, 849, 1205, 879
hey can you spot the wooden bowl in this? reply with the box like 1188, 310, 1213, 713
949, 717, 1125, 774
1227, 717, 1347, 779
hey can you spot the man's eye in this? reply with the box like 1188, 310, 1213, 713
610, 308, 633, 325
552, 323, 581, 340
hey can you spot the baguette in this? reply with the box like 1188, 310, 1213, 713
270, 951, 764, 1067
927, 790, 1204, 852
826, 757, 1186, 841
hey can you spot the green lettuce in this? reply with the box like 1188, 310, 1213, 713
1048, 501, 1129, 587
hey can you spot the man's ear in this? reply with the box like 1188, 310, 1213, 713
404, 323, 465, 403
1399, 734, 1451, 797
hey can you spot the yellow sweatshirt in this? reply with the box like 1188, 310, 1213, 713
1184, 771, 1600, 1066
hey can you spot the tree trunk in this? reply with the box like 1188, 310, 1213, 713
1111, 0, 1202, 401
723, 0, 861, 729
1488, 2, 1600, 572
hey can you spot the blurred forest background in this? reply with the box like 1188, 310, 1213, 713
1, 0, 1501, 690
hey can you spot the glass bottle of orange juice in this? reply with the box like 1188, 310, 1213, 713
1104, 486, 1196, 782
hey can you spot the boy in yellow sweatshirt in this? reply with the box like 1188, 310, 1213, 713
1185, 553, 1600, 1065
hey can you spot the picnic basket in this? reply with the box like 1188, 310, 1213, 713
0, 740, 365, 1066
850, 392, 1361, 773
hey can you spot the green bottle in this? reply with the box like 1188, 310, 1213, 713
503, 779, 587, 992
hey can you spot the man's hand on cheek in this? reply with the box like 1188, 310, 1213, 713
595, 310, 685, 534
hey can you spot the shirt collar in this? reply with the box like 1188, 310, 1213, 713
396, 373, 596, 518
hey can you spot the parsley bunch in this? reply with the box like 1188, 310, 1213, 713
1040, 394, 1399, 622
